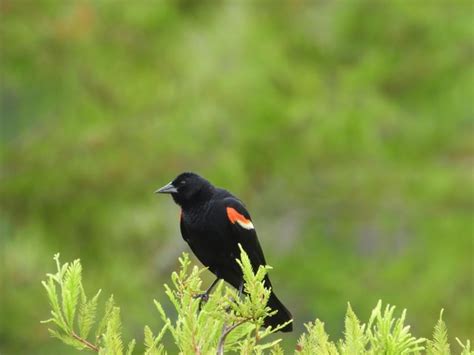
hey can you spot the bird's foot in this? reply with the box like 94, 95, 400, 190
193, 292, 210, 303
193, 292, 211, 312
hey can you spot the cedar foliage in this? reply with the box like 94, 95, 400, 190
42, 251, 472, 354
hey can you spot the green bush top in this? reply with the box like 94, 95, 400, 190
42, 250, 472, 354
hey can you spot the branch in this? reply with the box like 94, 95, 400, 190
216, 319, 248, 355
72, 331, 99, 352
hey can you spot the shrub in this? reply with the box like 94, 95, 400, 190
42, 249, 472, 354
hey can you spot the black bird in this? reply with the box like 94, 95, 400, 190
156, 172, 292, 332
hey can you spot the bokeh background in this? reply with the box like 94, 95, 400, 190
1, 0, 473, 353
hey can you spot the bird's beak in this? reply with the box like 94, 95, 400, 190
155, 182, 178, 194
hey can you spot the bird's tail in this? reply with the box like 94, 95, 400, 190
264, 291, 293, 332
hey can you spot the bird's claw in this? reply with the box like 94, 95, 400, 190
193, 292, 210, 302
194, 292, 211, 312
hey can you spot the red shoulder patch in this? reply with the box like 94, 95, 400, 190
226, 207, 254, 230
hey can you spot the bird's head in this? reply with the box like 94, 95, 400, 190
155, 172, 213, 207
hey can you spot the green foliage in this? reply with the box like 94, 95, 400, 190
340, 304, 367, 354
43, 252, 471, 354
43, 248, 288, 354
364, 301, 425, 353
296, 320, 339, 354
295, 301, 471, 355
42, 254, 131, 354
456, 339, 473, 355
78, 287, 101, 339
427, 310, 450, 355
151, 245, 288, 354
143, 325, 166, 355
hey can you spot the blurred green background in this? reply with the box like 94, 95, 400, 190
1, 0, 473, 353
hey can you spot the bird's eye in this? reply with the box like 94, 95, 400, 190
180, 180, 186, 185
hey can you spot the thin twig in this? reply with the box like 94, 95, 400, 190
254, 323, 261, 344
72, 331, 99, 352
216, 319, 248, 355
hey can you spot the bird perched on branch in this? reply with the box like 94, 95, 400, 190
156, 172, 293, 332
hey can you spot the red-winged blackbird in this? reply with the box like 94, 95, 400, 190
156, 172, 293, 332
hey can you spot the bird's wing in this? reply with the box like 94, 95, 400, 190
179, 211, 190, 242
221, 197, 268, 271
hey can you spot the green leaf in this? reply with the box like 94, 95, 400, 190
426, 309, 450, 354
42, 253, 466, 355
126, 339, 136, 355
48, 329, 86, 350
96, 295, 115, 342
78, 288, 101, 338
102, 306, 123, 355
61, 260, 82, 328
340, 303, 367, 354
297, 320, 339, 355
41, 277, 69, 333
456, 338, 473, 355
